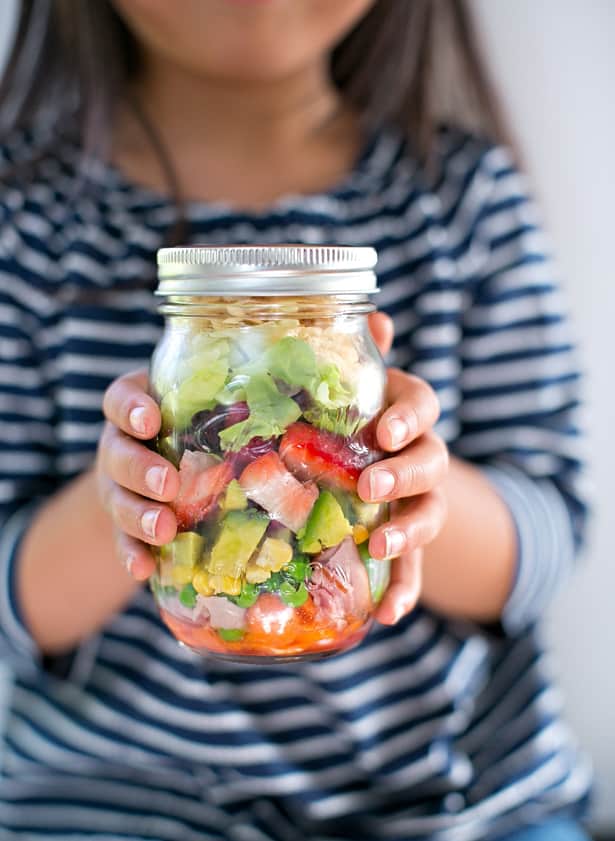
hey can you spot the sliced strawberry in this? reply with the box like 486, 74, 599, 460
173, 450, 233, 530
279, 422, 381, 493
239, 451, 318, 533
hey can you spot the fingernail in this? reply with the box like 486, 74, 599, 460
129, 406, 148, 435
141, 509, 160, 539
145, 465, 168, 496
393, 604, 410, 624
388, 416, 409, 448
384, 528, 406, 558
369, 468, 395, 500
123, 553, 136, 575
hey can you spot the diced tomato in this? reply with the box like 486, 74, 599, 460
279, 422, 380, 493
245, 593, 299, 647
173, 450, 233, 530
239, 451, 318, 533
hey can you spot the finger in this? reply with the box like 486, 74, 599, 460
368, 311, 394, 357
114, 529, 156, 582
368, 489, 448, 560
102, 369, 161, 440
374, 547, 423, 625
98, 425, 179, 502
377, 368, 441, 451
107, 482, 177, 546
357, 432, 448, 503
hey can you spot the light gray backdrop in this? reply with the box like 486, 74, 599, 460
0, 0, 613, 830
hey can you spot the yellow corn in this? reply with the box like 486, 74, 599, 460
353, 524, 369, 544
246, 565, 271, 585
254, 538, 293, 572
192, 570, 215, 597
208, 574, 242, 596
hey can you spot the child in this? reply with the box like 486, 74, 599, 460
0, 1, 590, 839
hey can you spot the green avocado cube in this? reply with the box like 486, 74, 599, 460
209, 510, 268, 580
220, 479, 248, 512
298, 490, 353, 554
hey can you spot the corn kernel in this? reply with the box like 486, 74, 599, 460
208, 574, 242, 596
353, 524, 369, 544
254, 538, 293, 572
192, 570, 215, 597
246, 565, 271, 584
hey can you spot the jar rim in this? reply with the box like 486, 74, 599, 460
155, 244, 379, 297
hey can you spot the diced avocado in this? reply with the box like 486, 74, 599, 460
220, 479, 248, 512
354, 498, 388, 530
171, 564, 197, 588
159, 531, 204, 587
161, 531, 205, 567
358, 541, 390, 604
298, 490, 353, 554
208, 510, 268, 580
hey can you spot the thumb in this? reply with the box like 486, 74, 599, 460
368, 311, 394, 357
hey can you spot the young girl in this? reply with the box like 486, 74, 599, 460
0, 1, 591, 839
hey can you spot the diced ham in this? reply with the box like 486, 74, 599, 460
197, 596, 246, 630
308, 537, 372, 627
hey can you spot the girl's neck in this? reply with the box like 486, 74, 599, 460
113, 53, 361, 210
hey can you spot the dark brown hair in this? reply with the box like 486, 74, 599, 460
0, 0, 509, 200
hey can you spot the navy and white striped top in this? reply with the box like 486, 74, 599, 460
0, 125, 590, 840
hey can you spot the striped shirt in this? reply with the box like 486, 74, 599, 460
0, 126, 590, 840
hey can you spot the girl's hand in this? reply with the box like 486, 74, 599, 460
363, 313, 449, 624
97, 371, 179, 581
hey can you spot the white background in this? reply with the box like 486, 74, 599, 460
1, 0, 614, 830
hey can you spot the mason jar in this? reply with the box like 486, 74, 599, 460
149, 245, 390, 663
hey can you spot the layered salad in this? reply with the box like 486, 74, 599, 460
150, 310, 389, 660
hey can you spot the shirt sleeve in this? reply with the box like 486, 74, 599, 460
452, 145, 589, 635
0, 237, 58, 670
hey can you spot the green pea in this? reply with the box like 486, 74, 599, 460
263, 572, 283, 592
234, 583, 259, 608
179, 583, 198, 608
286, 555, 309, 583
218, 628, 245, 642
279, 580, 309, 607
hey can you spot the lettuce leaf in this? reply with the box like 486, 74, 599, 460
265, 337, 319, 390
218, 373, 301, 451
160, 338, 230, 431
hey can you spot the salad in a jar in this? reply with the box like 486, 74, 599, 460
150, 300, 389, 662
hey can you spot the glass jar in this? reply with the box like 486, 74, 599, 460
150, 245, 389, 663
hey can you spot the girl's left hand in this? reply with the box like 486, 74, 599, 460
362, 313, 449, 625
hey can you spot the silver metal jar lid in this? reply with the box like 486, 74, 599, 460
155, 245, 378, 296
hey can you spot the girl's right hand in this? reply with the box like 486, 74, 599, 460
97, 370, 180, 581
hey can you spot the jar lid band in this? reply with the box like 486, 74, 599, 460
155, 245, 379, 296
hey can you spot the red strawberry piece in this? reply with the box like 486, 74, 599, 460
173, 450, 233, 530
239, 451, 318, 533
279, 422, 380, 493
